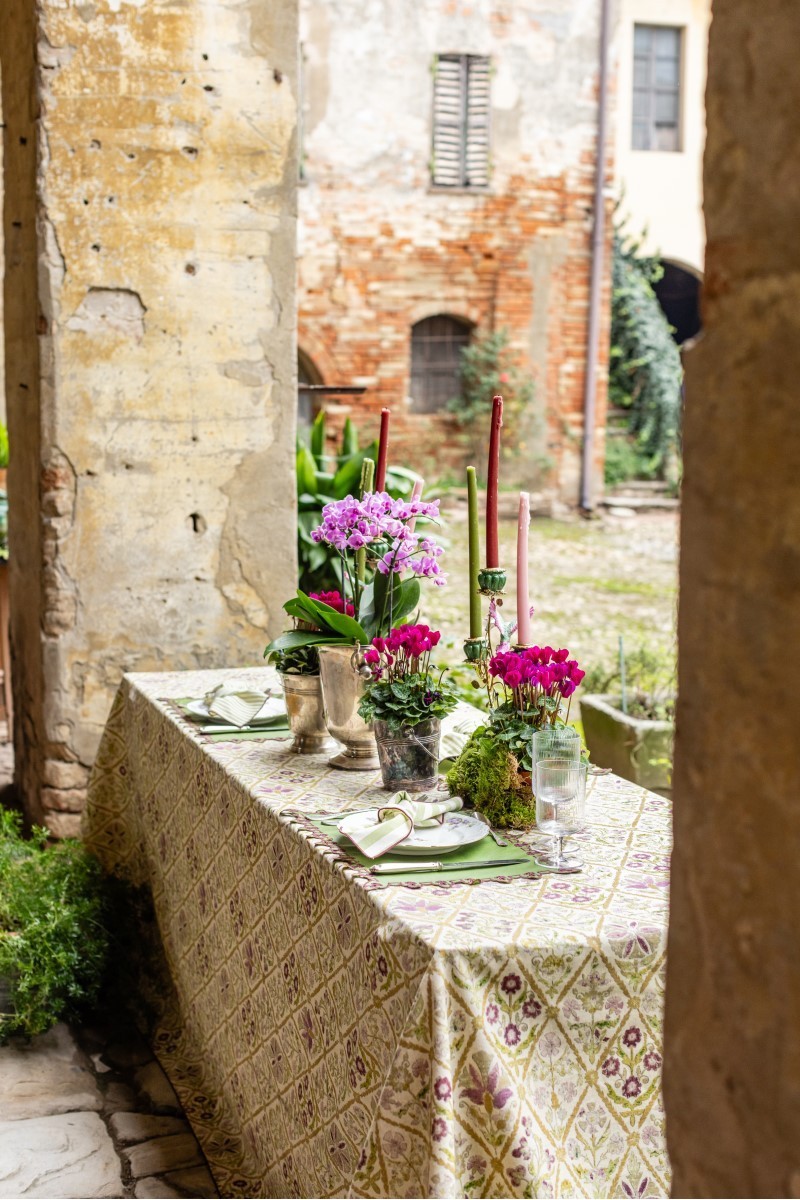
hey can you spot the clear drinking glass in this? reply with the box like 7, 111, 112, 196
534, 758, 587, 870
532, 726, 582, 767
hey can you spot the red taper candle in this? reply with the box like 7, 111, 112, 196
375, 408, 391, 491
485, 395, 504, 568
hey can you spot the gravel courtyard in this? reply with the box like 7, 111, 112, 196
426, 500, 679, 682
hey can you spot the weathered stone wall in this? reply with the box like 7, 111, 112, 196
1, 0, 298, 831
298, 0, 611, 500
665, 1, 800, 1192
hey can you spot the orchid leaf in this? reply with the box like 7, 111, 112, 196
264, 630, 348, 655
305, 598, 368, 643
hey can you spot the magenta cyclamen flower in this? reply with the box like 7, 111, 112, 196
488, 645, 585, 704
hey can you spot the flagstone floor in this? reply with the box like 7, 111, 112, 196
0, 1020, 218, 1199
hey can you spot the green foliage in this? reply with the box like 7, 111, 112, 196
267, 643, 319, 675
608, 225, 683, 481
358, 673, 458, 733
445, 729, 537, 829
449, 328, 533, 428
297, 411, 422, 594
0, 424, 9, 471
583, 642, 675, 722
0, 810, 111, 1040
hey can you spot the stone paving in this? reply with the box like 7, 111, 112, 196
0, 1020, 218, 1199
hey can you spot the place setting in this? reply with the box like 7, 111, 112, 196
169, 682, 290, 740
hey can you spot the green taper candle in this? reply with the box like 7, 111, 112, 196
467, 465, 481, 638
357, 457, 375, 581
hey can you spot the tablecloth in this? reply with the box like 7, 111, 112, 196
83, 667, 671, 1199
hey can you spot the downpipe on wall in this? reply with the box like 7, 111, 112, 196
580, 0, 613, 512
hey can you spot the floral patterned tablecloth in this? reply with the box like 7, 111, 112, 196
83, 667, 670, 1199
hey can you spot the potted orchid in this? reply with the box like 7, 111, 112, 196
265, 490, 447, 769
357, 625, 458, 790
447, 644, 586, 828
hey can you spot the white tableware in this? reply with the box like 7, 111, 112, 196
185, 696, 285, 725
338, 808, 489, 857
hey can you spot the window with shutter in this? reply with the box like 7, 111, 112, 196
409, 316, 472, 414
632, 25, 683, 152
432, 54, 491, 188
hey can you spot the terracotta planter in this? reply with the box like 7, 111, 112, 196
579, 693, 673, 792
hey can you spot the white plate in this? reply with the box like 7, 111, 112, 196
338, 808, 489, 857
185, 696, 285, 724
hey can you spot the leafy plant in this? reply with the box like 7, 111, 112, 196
267, 644, 319, 675
0, 810, 111, 1040
446, 728, 536, 829
0, 423, 9, 471
448, 329, 535, 476
583, 642, 675, 722
607, 222, 683, 482
357, 625, 458, 732
297, 411, 421, 593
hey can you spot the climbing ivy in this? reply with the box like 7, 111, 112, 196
607, 226, 683, 481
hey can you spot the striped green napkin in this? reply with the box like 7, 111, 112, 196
346, 791, 464, 859
206, 690, 283, 727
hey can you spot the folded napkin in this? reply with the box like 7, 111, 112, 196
439, 707, 487, 761
348, 791, 464, 859
203, 686, 284, 728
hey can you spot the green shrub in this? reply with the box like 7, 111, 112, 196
0, 810, 111, 1040
608, 223, 683, 481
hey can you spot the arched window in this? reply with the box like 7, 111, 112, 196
653, 261, 702, 345
409, 315, 472, 414
297, 348, 323, 432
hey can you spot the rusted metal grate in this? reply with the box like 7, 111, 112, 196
409, 315, 471, 414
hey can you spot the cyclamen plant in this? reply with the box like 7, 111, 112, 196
489, 644, 586, 720
357, 625, 458, 732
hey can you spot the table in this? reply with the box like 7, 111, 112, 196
83, 667, 671, 1198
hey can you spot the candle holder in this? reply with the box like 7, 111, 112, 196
478, 566, 507, 596
463, 636, 488, 663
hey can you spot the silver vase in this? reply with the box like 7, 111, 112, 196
279, 673, 336, 755
317, 643, 380, 771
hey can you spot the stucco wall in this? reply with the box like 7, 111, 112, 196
665, 0, 800, 1191
615, 0, 709, 274
1, 0, 298, 831
298, 0, 612, 501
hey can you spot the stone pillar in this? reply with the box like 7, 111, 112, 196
1, 0, 298, 832
665, 1, 800, 1193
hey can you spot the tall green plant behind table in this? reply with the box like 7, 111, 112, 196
297, 411, 421, 594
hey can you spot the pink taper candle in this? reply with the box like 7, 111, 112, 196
486, 395, 503, 567
407, 478, 424, 533
375, 408, 391, 491
516, 491, 532, 645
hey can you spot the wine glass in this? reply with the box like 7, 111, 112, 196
534, 758, 587, 870
532, 726, 582, 767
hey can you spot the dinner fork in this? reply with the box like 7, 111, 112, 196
474, 811, 509, 847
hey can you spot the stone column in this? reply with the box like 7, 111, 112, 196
1, 0, 298, 832
665, 1, 800, 1193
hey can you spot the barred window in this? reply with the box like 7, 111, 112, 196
632, 25, 682, 152
431, 54, 491, 188
409, 315, 471, 414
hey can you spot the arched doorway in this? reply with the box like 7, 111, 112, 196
653, 260, 702, 345
297, 347, 323, 434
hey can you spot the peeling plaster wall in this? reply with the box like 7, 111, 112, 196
665, 1, 800, 1192
1, 0, 298, 831
298, 0, 612, 500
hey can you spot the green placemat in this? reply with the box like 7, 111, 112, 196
171, 698, 290, 742
309, 818, 544, 885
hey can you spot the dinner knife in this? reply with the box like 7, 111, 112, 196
371, 856, 531, 874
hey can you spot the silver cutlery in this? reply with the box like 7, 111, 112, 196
372, 856, 529, 874
474, 812, 509, 847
